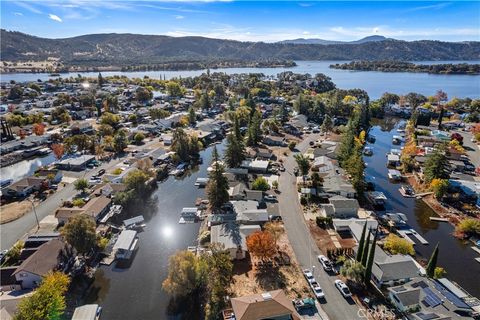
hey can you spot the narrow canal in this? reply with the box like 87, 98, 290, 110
364, 118, 480, 298
1, 153, 55, 182
85, 141, 225, 320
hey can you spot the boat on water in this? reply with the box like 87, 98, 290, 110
113, 230, 138, 260
170, 163, 188, 176
0, 179, 13, 188
388, 169, 403, 181
364, 146, 373, 156
392, 135, 403, 145
366, 135, 376, 143
195, 177, 209, 187
366, 191, 387, 207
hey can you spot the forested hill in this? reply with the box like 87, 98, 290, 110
1, 29, 480, 69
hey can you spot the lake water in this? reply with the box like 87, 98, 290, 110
0, 153, 56, 182
82, 141, 225, 320
1, 61, 479, 99
365, 118, 480, 298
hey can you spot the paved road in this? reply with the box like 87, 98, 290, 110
0, 139, 162, 251
277, 135, 362, 320
0, 157, 126, 251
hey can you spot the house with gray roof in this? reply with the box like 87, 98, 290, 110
370, 246, 420, 288
13, 239, 70, 289
210, 223, 261, 260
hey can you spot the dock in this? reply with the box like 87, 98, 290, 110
475, 258, 480, 264
397, 230, 416, 245
409, 229, 429, 245
430, 217, 449, 222
415, 192, 433, 198
471, 246, 480, 255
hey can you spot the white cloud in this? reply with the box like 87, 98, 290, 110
175, 15, 184, 19
404, 2, 451, 12
14, 1, 42, 14
14, 12, 24, 16
48, 13, 62, 22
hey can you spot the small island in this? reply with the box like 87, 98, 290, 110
330, 60, 480, 75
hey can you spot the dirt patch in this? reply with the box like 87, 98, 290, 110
308, 221, 356, 252
230, 229, 310, 300
0, 201, 33, 224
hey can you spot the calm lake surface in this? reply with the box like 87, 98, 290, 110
1, 61, 479, 99
84, 142, 225, 320
365, 118, 480, 298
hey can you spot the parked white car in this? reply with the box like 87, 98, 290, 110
303, 269, 315, 284
264, 194, 277, 201
310, 281, 325, 299
317, 255, 333, 272
335, 280, 352, 298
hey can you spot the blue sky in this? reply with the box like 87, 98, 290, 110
1, 1, 479, 42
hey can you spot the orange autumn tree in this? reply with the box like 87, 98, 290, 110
51, 143, 64, 160
246, 230, 276, 261
33, 123, 45, 136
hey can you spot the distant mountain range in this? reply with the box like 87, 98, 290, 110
1, 30, 479, 71
277, 35, 392, 45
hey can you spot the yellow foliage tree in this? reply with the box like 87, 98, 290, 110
383, 234, 415, 256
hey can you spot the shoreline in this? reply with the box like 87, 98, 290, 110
0, 61, 297, 75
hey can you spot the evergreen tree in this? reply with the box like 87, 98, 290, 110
364, 230, 378, 286
361, 231, 371, 267
188, 106, 196, 125
426, 243, 439, 278
424, 146, 449, 183
246, 109, 262, 146
206, 146, 229, 211
356, 222, 367, 262
224, 132, 245, 168
321, 114, 333, 134
98, 72, 104, 87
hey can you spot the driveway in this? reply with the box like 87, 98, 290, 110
277, 134, 362, 320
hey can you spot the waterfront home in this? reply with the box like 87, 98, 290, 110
321, 171, 356, 198
333, 219, 378, 242
12, 239, 70, 289
4, 177, 46, 198
113, 230, 138, 260
448, 179, 480, 208
389, 278, 474, 318
229, 182, 248, 200
236, 209, 269, 225
0, 135, 49, 154
320, 196, 359, 218
312, 156, 335, 175
226, 290, 301, 320
92, 183, 127, 197
241, 159, 269, 173
56, 155, 96, 171
34, 168, 63, 184
368, 245, 420, 288
211, 223, 261, 260
72, 304, 102, 320
55, 196, 112, 224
